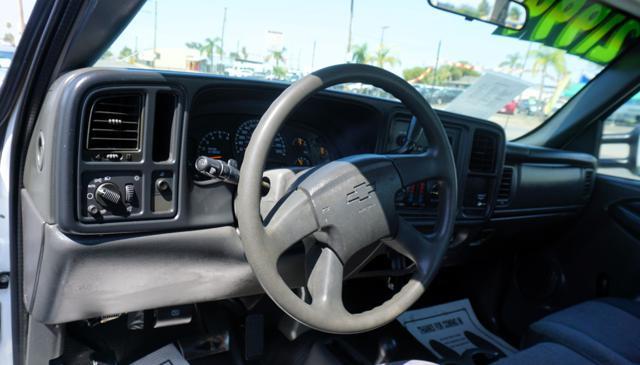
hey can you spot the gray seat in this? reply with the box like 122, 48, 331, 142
527, 298, 640, 365
493, 342, 596, 365
389, 343, 595, 365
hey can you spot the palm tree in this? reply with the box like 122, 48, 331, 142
499, 53, 522, 74
266, 48, 286, 67
266, 48, 287, 79
186, 37, 222, 71
529, 46, 569, 115
373, 46, 399, 68
351, 43, 370, 64
229, 47, 249, 61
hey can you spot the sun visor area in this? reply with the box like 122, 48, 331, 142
494, 0, 640, 64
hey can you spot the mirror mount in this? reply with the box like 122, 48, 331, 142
428, 0, 528, 31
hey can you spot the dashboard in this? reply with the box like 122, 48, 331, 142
20, 68, 597, 324
189, 114, 334, 174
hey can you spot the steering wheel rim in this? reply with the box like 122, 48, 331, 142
236, 63, 457, 334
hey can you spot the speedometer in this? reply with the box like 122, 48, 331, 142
234, 119, 287, 160
197, 130, 232, 160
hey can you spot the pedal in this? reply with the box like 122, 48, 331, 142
244, 314, 264, 361
177, 333, 230, 361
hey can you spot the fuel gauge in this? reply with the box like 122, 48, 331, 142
318, 145, 330, 161
291, 137, 310, 155
293, 156, 311, 167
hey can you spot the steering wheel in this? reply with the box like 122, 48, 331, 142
236, 64, 457, 334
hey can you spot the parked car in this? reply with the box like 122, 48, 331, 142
609, 97, 640, 126
413, 84, 442, 103
499, 100, 517, 115
432, 87, 464, 104
517, 98, 542, 115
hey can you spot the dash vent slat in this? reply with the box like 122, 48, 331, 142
497, 166, 514, 207
86, 94, 142, 151
469, 130, 497, 173
582, 169, 595, 200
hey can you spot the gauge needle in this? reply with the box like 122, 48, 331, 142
209, 155, 223, 159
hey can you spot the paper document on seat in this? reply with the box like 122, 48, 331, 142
397, 299, 515, 359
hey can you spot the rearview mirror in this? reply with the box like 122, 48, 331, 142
428, 0, 528, 30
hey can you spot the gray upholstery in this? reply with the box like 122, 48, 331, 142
388, 343, 593, 365
493, 343, 596, 365
528, 298, 640, 365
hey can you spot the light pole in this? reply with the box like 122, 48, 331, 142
220, 7, 227, 64
152, 0, 158, 67
347, 0, 354, 54
379, 25, 389, 48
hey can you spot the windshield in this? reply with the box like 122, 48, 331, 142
99, 0, 638, 140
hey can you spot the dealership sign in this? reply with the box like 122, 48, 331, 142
495, 0, 640, 64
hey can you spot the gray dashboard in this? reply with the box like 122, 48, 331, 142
20, 68, 597, 324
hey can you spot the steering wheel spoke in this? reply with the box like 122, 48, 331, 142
387, 148, 447, 187
264, 189, 319, 259
307, 247, 349, 315
382, 217, 437, 274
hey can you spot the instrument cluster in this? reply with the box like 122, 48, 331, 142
190, 114, 333, 176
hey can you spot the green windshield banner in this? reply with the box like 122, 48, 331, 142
494, 0, 640, 64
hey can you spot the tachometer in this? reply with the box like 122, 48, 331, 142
197, 130, 232, 160
234, 119, 287, 160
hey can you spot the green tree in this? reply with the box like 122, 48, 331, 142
2, 22, 15, 46
529, 46, 569, 114
230, 46, 250, 61
403, 66, 430, 83
266, 48, 286, 67
186, 37, 222, 71
266, 48, 287, 79
373, 46, 399, 68
350, 43, 371, 64
499, 53, 522, 73
118, 46, 136, 64
508, 6, 523, 22
101, 50, 113, 60
433, 62, 479, 85
477, 0, 491, 18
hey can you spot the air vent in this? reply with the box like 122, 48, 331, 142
469, 130, 497, 173
582, 169, 595, 200
86, 94, 143, 151
497, 166, 514, 207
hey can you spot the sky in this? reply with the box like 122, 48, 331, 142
0, 0, 603, 86
107, 0, 602, 84
0, 0, 37, 42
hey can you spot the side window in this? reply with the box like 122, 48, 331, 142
1, 2, 36, 89
598, 91, 640, 180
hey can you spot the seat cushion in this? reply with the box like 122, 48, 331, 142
528, 298, 640, 365
387, 343, 593, 365
493, 343, 596, 365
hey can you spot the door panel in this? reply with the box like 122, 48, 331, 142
558, 175, 640, 302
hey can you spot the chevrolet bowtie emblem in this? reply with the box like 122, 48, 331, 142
346, 182, 376, 204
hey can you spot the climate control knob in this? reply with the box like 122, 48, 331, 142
95, 183, 121, 207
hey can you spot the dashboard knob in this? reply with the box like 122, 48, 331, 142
156, 178, 170, 192
96, 183, 121, 207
